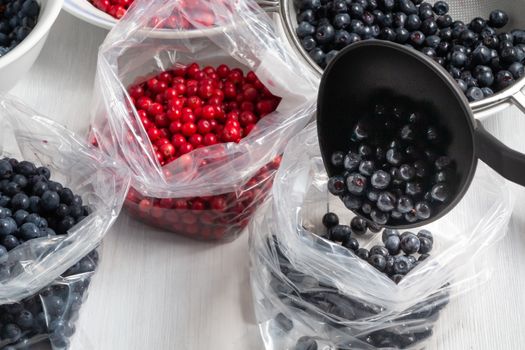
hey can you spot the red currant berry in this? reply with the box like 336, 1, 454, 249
217, 64, 230, 78
179, 142, 194, 154
181, 122, 197, 136
171, 134, 186, 147
169, 121, 182, 134
189, 134, 203, 147
160, 143, 176, 158
203, 133, 218, 146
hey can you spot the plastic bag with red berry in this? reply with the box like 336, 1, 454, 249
90, 0, 318, 240
249, 124, 513, 349
0, 97, 130, 349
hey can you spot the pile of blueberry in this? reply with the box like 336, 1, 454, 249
323, 212, 433, 283
328, 100, 455, 226
0, 251, 98, 349
266, 235, 449, 349
0, 158, 91, 255
294, 0, 525, 101
0, 0, 40, 57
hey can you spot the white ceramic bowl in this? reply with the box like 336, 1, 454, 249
0, 0, 64, 92
63, 0, 236, 39
63, 0, 115, 29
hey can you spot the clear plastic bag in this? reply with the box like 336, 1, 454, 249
249, 124, 513, 349
0, 97, 130, 349
90, 0, 317, 240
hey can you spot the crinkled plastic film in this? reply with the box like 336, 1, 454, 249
90, 0, 317, 240
0, 97, 130, 349
249, 124, 513, 349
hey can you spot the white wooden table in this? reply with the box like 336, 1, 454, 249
9, 11, 525, 350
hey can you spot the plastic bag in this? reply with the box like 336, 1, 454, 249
249, 124, 513, 349
0, 97, 130, 349
90, 0, 317, 240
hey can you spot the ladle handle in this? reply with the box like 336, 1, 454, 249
475, 120, 525, 186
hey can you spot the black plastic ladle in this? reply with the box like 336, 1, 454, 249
317, 40, 525, 229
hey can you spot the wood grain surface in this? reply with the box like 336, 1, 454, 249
9, 10, 525, 350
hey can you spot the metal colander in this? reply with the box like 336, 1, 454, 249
259, 0, 525, 119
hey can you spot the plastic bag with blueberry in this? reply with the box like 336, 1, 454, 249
249, 124, 513, 349
90, 0, 318, 241
0, 98, 130, 349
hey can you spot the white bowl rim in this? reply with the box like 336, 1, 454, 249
0, 0, 64, 69
63, 0, 235, 39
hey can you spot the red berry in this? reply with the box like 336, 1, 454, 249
147, 127, 161, 142
158, 71, 171, 82
222, 125, 241, 142
211, 196, 228, 211
240, 101, 254, 112
174, 83, 186, 95
172, 134, 186, 147
217, 64, 230, 78
187, 63, 200, 78
239, 111, 257, 126
173, 67, 186, 77
160, 143, 175, 157
169, 121, 182, 134
148, 102, 163, 117
181, 113, 195, 123
173, 199, 188, 209
189, 134, 203, 147
179, 142, 194, 154
181, 122, 197, 136
246, 71, 257, 82
137, 96, 152, 111
168, 98, 184, 109
244, 123, 256, 135
201, 105, 216, 119
164, 88, 178, 100
155, 113, 170, 127
167, 108, 181, 121
197, 119, 212, 134
187, 96, 202, 109
203, 133, 218, 145
243, 87, 258, 101
191, 200, 206, 210
198, 84, 214, 99
226, 119, 241, 129
228, 69, 243, 84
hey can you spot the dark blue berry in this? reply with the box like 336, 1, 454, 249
296, 21, 315, 38
329, 224, 352, 242
322, 212, 339, 228
368, 254, 387, 271
350, 216, 368, 235
384, 235, 401, 255
346, 173, 367, 195
370, 245, 389, 257
328, 176, 346, 195
430, 183, 448, 202
489, 10, 508, 28
370, 209, 388, 224
433, 1, 448, 15
356, 248, 369, 260
294, 336, 318, 350
2, 235, 19, 250
19, 222, 39, 240
377, 192, 395, 212
415, 201, 431, 219
393, 255, 412, 274
400, 233, 420, 254
308, 47, 325, 66
418, 237, 433, 254
342, 237, 359, 251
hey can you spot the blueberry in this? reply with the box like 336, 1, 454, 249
32, 180, 48, 196
409, 31, 425, 46
294, 336, 317, 350
2, 235, 19, 250
45, 295, 65, 316
296, 21, 315, 38
274, 313, 293, 333
10, 192, 29, 210
1, 323, 21, 341
430, 183, 448, 202
509, 62, 524, 80
358, 160, 375, 176
346, 173, 367, 195
370, 245, 389, 257
21, 0, 40, 17
391, 274, 404, 283
309, 47, 325, 66
393, 12, 407, 27
301, 36, 316, 51
395, 27, 410, 43
370, 170, 390, 190
495, 70, 515, 90
14, 161, 36, 176
418, 237, 433, 254
25, 213, 46, 228
386, 148, 402, 165
40, 227, 56, 236
417, 229, 433, 242
405, 14, 421, 31
381, 228, 399, 242
406, 254, 417, 265
57, 216, 76, 235
342, 194, 362, 210
350, 216, 368, 235
370, 209, 388, 225
384, 235, 401, 255
475, 70, 494, 87
28, 195, 40, 213
367, 189, 379, 202
332, 0, 347, 12
450, 51, 467, 67
356, 248, 369, 260
376, 192, 395, 212
466, 87, 484, 102
329, 224, 352, 242
342, 237, 359, 251
368, 254, 387, 271
15, 310, 33, 329
420, 19, 437, 36
322, 212, 339, 228
398, 0, 417, 15
393, 255, 412, 274
333, 13, 350, 29
328, 176, 346, 196
489, 10, 508, 28
358, 143, 373, 157
0, 159, 13, 178
344, 152, 362, 171
400, 233, 420, 254
349, 3, 364, 17
19, 222, 39, 240
315, 23, 335, 45
0, 218, 16, 237
297, 9, 315, 24
415, 201, 431, 219
433, 1, 448, 15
